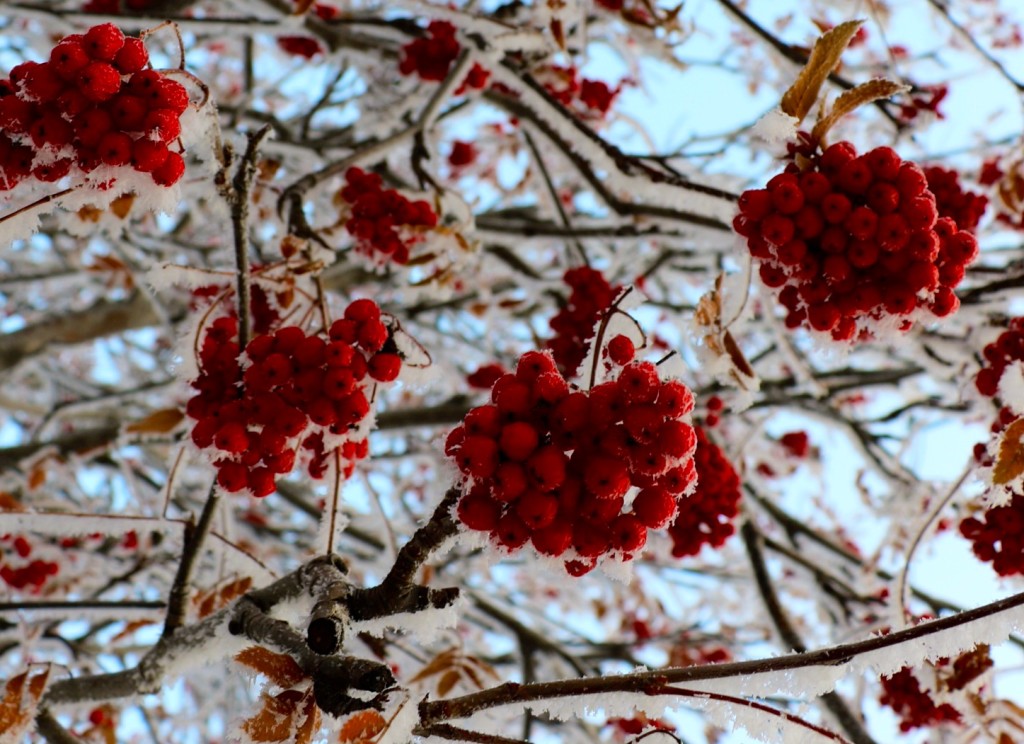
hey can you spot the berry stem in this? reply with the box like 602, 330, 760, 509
223, 124, 272, 349
588, 285, 633, 389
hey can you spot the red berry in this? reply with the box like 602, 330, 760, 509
114, 37, 149, 74
368, 352, 402, 382
632, 487, 677, 528
84, 23, 126, 61
78, 61, 122, 102
98, 131, 133, 165
606, 334, 635, 365
499, 421, 539, 461
152, 150, 185, 186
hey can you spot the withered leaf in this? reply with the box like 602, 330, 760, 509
241, 689, 306, 743
780, 20, 864, 123
235, 647, 306, 690
436, 669, 461, 697
812, 78, 909, 142
109, 194, 135, 219
124, 407, 185, 435
993, 418, 1024, 485
337, 709, 386, 744
295, 693, 321, 744
945, 644, 993, 692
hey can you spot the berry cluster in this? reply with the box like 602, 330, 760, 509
447, 348, 698, 574
536, 65, 620, 117
879, 667, 961, 732
923, 166, 988, 234
734, 137, 978, 340
0, 24, 187, 191
398, 21, 489, 90
547, 267, 621, 376
1, 535, 58, 591
959, 494, 1024, 576
666, 427, 740, 557
897, 83, 948, 124
975, 316, 1024, 398
340, 167, 438, 265
186, 300, 402, 497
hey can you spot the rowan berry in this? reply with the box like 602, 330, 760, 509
51, 40, 91, 80
114, 37, 149, 74
84, 23, 125, 61
152, 151, 185, 186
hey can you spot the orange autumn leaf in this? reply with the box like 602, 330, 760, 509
109, 194, 135, 219
0, 667, 50, 739
241, 689, 306, 742
993, 418, 1024, 485
780, 19, 864, 123
235, 647, 306, 690
338, 709, 386, 744
124, 407, 185, 434
295, 693, 321, 744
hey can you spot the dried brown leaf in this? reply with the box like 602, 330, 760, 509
409, 649, 457, 684
0, 668, 49, 738
110, 194, 135, 219
694, 288, 720, 327
780, 20, 864, 123
338, 710, 386, 744
994, 418, 1024, 485
241, 689, 305, 743
124, 407, 185, 434
811, 79, 909, 142
295, 694, 321, 744
436, 669, 461, 697
77, 205, 103, 223
723, 330, 755, 379
945, 644, 993, 692
236, 647, 306, 690
112, 619, 158, 642
0, 492, 23, 512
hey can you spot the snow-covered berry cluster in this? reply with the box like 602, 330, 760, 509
959, 494, 1024, 576
398, 21, 489, 90
447, 348, 699, 574
666, 426, 740, 557
924, 166, 988, 234
0, 24, 187, 191
548, 267, 621, 376
535, 65, 620, 117
1, 535, 59, 591
974, 317, 1024, 398
340, 167, 438, 265
879, 667, 961, 732
187, 300, 402, 497
734, 137, 978, 340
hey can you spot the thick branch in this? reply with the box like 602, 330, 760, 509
419, 586, 1024, 724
